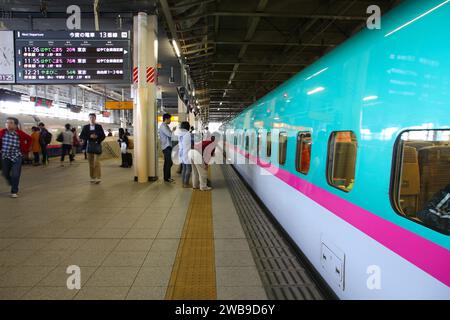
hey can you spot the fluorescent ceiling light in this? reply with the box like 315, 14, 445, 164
307, 87, 325, 95
385, 0, 450, 37
172, 39, 181, 58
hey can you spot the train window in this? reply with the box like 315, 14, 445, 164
245, 135, 250, 152
392, 129, 450, 235
267, 131, 272, 158
257, 132, 261, 157
279, 132, 288, 165
234, 134, 237, 146
296, 132, 312, 175
327, 131, 357, 192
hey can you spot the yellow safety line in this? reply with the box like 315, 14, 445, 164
165, 189, 216, 300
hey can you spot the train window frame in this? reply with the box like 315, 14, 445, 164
278, 132, 288, 166
267, 131, 272, 158
257, 131, 261, 158
390, 129, 450, 236
296, 131, 312, 175
326, 131, 358, 193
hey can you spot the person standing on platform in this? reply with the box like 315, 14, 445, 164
159, 113, 174, 183
30, 126, 41, 166
107, 129, 113, 137
204, 126, 212, 140
38, 122, 51, 166
79, 113, 106, 184
71, 127, 80, 161
118, 128, 131, 168
190, 136, 215, 191
0, 117, 32, 198
59, 123, 74, 167
178, 121, 192, 188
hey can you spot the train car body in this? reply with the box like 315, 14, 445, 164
223, 0, 450, 299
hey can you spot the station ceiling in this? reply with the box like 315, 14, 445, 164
159, 0, 402, 123
1, 0, 402, 123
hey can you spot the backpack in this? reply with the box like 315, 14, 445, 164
42, 130, 52, 145
56, 132, 64, 143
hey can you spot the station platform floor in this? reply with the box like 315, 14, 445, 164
0, 157, 325, 300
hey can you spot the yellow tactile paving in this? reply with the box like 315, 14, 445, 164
165, 190, 217, 300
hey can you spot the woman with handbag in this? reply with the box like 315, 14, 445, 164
118, 128, 131, 168
79, 113, 106, 184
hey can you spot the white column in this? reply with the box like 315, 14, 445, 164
147, 15, 158, 181
133, 13, 149, 183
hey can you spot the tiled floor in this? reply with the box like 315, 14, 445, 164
0, 157, 266, 300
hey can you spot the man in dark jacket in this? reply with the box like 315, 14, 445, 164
38, 122, 51, 166
79, 113, 106, 184
0, 117, 32, 198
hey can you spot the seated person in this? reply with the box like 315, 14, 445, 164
416, 183, 450, 233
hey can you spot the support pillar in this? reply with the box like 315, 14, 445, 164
133, 13, 149, 183
132, 12, 158, 183
147, 15, 158, 181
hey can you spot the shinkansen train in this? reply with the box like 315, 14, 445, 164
223, 0, 450, 299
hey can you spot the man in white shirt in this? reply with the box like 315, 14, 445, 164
158, 113, 174, 182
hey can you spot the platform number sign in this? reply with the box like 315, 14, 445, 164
0, 31, 15, 84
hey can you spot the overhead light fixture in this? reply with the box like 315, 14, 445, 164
192, 89, 195, 97
172, 39, 180, 58
219, 102, 223, 106
307, 87, 325, 95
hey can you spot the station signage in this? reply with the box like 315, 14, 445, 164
104, 100, 133, 110
0, 31, 15, 84
14, 31, 131, 84
30, 96, 53, 107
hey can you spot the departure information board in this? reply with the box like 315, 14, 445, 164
14, 31, 131, 84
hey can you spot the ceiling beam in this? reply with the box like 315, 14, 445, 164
174, 11, 367, 22
212, 40, 336, 47
170, 0, 216, 10
211, 70, 297, 74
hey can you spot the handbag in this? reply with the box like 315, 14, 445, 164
56, 132, 64, 143
120, 141, 127, 154
87, 140, 102, 154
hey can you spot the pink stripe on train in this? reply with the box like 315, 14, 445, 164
226, 142, 450, 287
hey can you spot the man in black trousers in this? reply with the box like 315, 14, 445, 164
158, 113, 174, 183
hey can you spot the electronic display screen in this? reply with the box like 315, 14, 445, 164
15, 31, 131, 84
